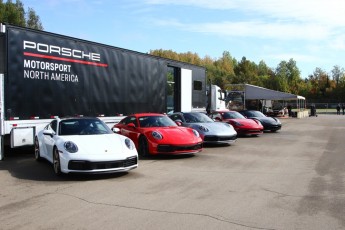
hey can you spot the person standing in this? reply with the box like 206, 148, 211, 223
336, 104, 341, 115
287, 104, 292, 117
342, 103, 345, 115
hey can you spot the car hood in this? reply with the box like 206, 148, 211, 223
185, 122, 237, 136
59, 134, 137, 160
144, 127, 202, 144
252, 116, 280, 125
224, 118, 262, 128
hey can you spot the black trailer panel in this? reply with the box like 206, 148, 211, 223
3, 25, 205, 120
5, 26, 166, 119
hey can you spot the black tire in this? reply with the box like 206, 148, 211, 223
53, 147, 63, 176
34, 138, 42, 161
138, 136, 150, 157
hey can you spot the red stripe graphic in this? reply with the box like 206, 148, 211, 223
24, 52, 108, 67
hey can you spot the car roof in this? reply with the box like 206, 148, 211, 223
59, 116, 101, 121
171, 112, 202, 114
215, 110, 235, 113
130, 113, 166, 117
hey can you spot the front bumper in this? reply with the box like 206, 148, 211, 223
203, 134, 237, 144
263, 124, 282, 131
65, 156, 138, 173
155, 143, 203, 155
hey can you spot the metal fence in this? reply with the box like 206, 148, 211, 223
284, 102, 345, 114
305, 103, 345, 114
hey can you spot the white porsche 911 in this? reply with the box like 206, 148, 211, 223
35, 117, 138, 176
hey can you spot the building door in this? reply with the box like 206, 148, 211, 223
166, 66, 181, 113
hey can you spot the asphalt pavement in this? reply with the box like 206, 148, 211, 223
1, 114, 345, 230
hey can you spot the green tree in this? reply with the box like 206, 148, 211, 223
26, 7, 43, 30
257, 60, 274, 87
0, 0, 43, 30
286, 59, 301, 94
309, 67, 332, 99
274, 59, 302, 94
213, 51, 236, 87
233, 56, 259, 85
274, 61, 289, 92
331, 65, 344, 86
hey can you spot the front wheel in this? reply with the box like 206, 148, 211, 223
138, 136, 150, 157
53, 147, 63, 176
34, 138, 42, 161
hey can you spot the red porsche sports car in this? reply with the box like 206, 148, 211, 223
113, 113, 203, 156
209, 110, 264, 136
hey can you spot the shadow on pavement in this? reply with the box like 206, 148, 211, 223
0, 146, 130, 182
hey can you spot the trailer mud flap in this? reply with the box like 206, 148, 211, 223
0, 136, 3, 160
10, 127, 35, 148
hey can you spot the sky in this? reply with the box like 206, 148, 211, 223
20, 0, 345, 78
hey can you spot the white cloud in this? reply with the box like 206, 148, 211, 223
147, 1, 345, 21
329, 36, 345, 50
145, 0, 345, 27
153, 19, 330, 41
265, 53, 322, 63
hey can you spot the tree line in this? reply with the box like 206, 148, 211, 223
0, 0, 43, 30
150, 49, 345, 103
2, 0, 344, 103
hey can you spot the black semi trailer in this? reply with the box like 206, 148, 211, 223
0, 24, 207, 160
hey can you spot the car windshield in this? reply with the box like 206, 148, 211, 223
139, 116, 177, 127
244, 111, 266, 118
222, 112, 245, 119
59, 118, 112, 135
184, 113, 213, 123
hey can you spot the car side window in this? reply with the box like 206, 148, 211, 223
121, 117, 131, 125
213, 113, 222, 120
51, 120, 57, 132
47, 120, 57, 132
128, 117, 138, 126
122, 116, 138, 126
170, 114, 182, 122
169, 115, 177, 121
210, 113, 217, 119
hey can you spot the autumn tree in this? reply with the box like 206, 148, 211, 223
308, 67, 332, 100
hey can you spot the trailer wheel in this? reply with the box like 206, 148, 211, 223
138, 136, 149, 157
34, 138, 42, 161
53, 147, 62, 176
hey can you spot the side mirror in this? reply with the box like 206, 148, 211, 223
128, 123, 136, 128
43, 129, 55, 137
112, 127, 120, 133
175, 119, 183, 126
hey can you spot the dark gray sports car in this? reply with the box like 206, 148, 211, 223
238, 110, 282, 132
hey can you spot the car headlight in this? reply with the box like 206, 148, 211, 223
198, 125, 209, 132
192, 129, 200, 137
64, 141, 78, 153
151, 131, 163, 140
125, 138, 135, 150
